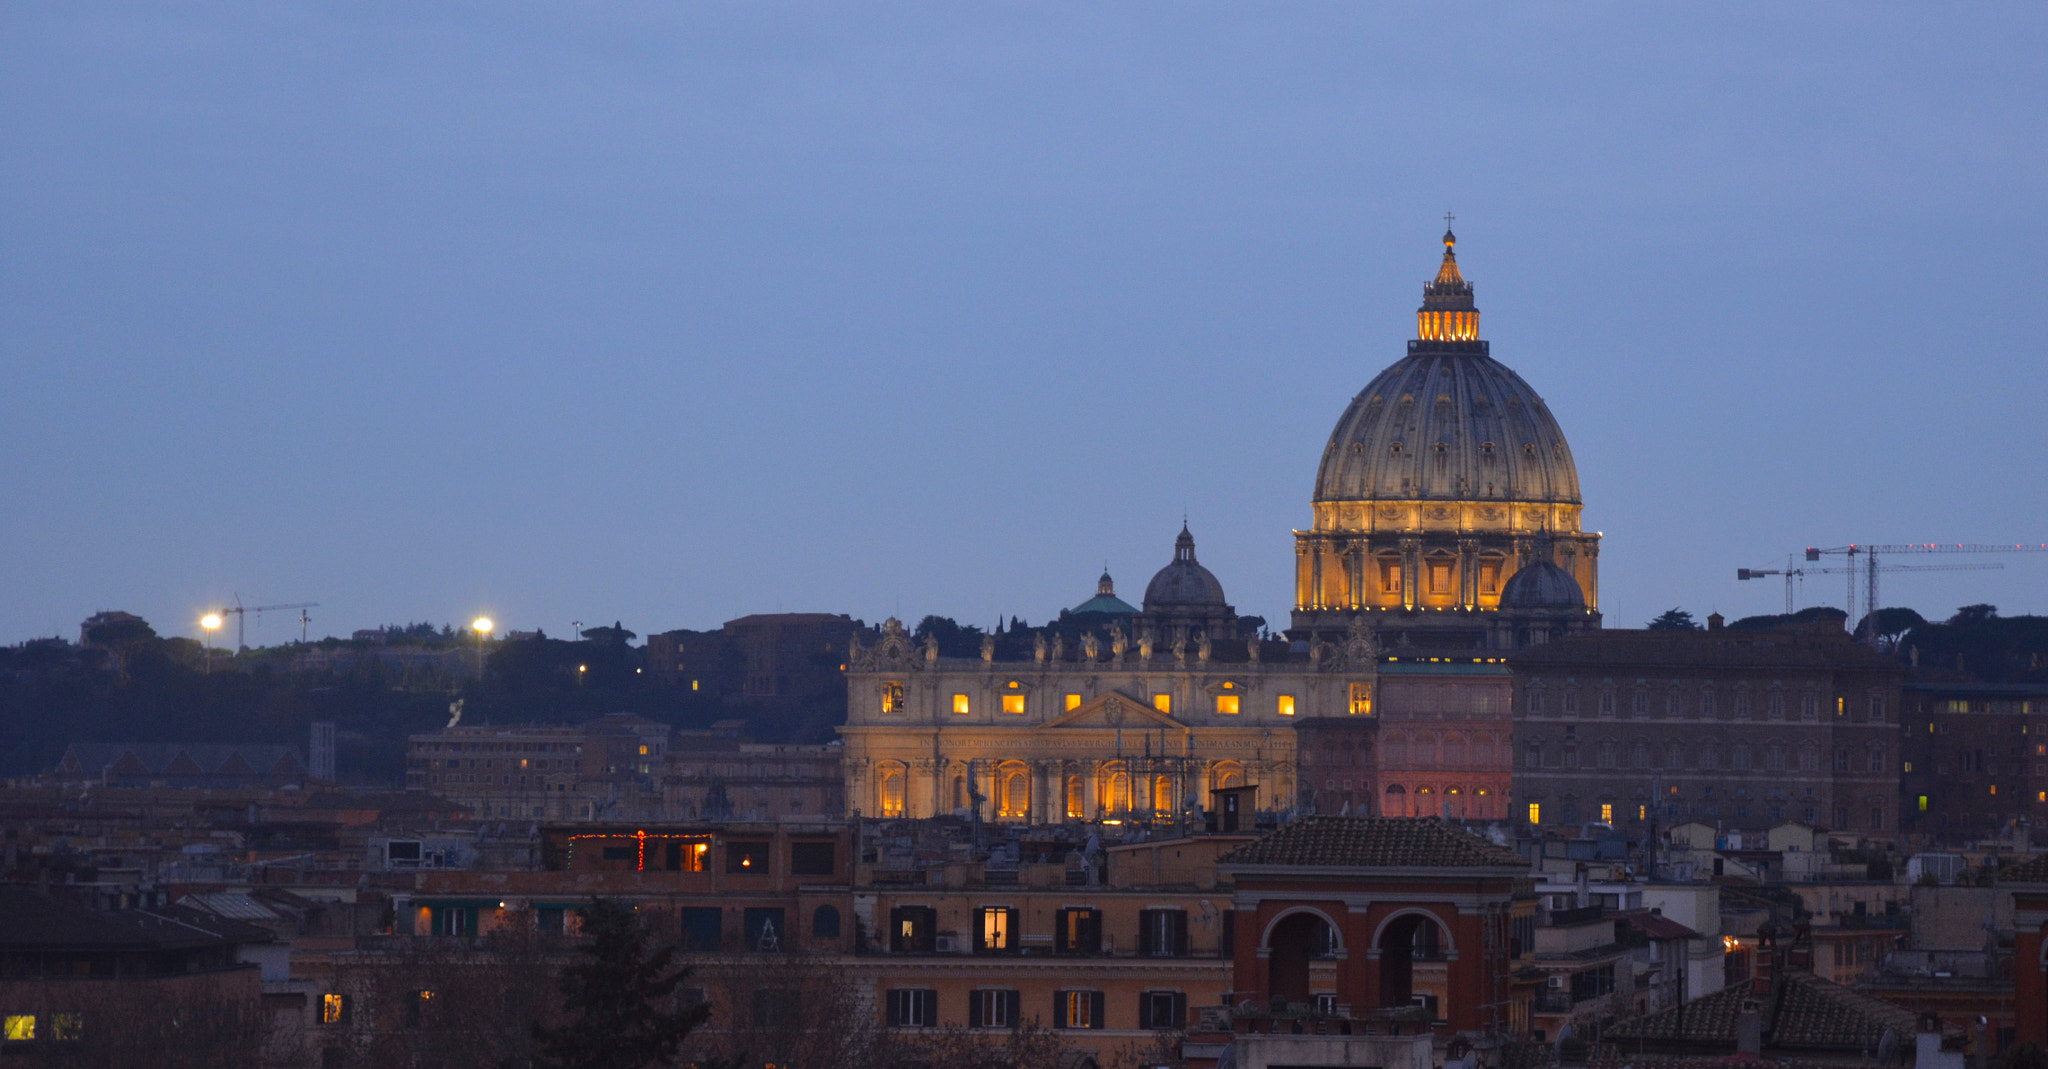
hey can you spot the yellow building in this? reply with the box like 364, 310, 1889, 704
1293, 228, 1600, 650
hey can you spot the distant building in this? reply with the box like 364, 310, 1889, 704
1508, 615, 1904, 839
722, 613, 858, 698
1899, 679, 2048, 844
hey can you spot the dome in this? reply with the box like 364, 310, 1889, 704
1498, 559, 1586, 611
1311, 231, 1580, 508
1143, 525, 1228, 611
1070, 569, 1138, 616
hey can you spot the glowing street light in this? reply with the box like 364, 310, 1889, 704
471, 616, 493, 681
200, 613, 223, 673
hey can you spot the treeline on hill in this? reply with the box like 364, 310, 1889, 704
1649, 603, 2048, 683
0, 615, 839, 783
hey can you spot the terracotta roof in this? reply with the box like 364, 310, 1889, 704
1998, 854, 2048, 883
1609, 973, 1916, 1053
1217, 816, 1525, 870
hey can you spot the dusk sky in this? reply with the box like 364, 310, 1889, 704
5, 5, 2045, 647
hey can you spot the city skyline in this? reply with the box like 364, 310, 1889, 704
6, 6, 2047, 646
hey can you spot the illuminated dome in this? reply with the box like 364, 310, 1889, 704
1291, 225, 1600, 650
1312, 230, 1581, 507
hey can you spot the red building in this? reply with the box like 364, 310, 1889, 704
2006, 855, 2048, 1045
1216, 816, 1535, 1040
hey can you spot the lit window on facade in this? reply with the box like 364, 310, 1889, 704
952, 694, 970, 714
1276, 695, 1295, 716
1215, 695, 1239, 715
1001, 694, 1026, 714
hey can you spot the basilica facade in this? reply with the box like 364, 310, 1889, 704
840, 231, 1586, 823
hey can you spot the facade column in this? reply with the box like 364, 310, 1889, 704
1309, 540, 1326, 611
1083, 760, 1100, 818
1295, 538, 1312, 612
1459, 538, 1479, 610
1401, 539, 1422, 611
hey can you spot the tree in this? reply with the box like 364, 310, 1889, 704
581, 622, 637, 646
1861, 606, 1927, 649
1951, 604, 1999, 625
533, 898, 711, 1069
1646, 608, 1698, 631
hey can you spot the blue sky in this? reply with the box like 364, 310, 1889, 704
4, 4, 2045, 645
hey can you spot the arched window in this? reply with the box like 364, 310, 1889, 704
1800, 746, 1820, 772
877, 764, 906, 818
1732, 745, 1752, 771
1699, 744, 1719, 771
1631, 741, 1651, 769
1666, 742, 1685, 769
1064, 774, 1084, 820
999, 766, 1030, 819
1596, 742, 1615, 769
1867, 744, 1886, 773
1154, 775, 1175, 818
1765, 743, 1785, 772
1213, 762, 1244, 791
812, 905, 841, 939
1102, 763, 1131, 813
1384, 784, 1407, 818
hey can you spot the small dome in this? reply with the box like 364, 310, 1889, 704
1070, 569, 1138, 616
1499, 560, 1586, 611
1144, 525, 1229, 611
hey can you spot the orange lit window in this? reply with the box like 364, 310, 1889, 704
322, 993, 346, 1024
1600, 803, 1613, 823
1215, 695, 1240, 715
953, 694, 971, 715
882, 682, 905, 714
1002, 694, 1026, 715
1526, 804, 1540, 825
1153, 694, 1171, 715
1349, 684, 1373, 716
1065, 693, 1081, 711
1276, 695, 1296, 716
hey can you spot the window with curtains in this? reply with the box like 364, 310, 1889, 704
1054, 990, 1104, 1029
1139, 990, 1186, 1030
1138, 909, 1188, 957
1055, 907, 1101, 955
975, 906, 1018, 954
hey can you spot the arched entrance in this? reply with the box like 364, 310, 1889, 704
1376, 910, 1447, 1011
1265, 911, 1334, 1004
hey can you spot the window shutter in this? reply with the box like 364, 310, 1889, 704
1089, 990, 1105, 1029
974, 908, 989, 953
886, 990, 902, 1027
1171, 992, 1187, 1029
1138, 992, 1155, 1029
1053, 990, 1069, 1029
1006, 908, 1020, 952
1138, 910, 1156, 956
1173, 910, 1189, 957
1054, 911, 1070, 954
1083, 910, 1101, 953
969, 990, 983, 1028
919, 990, 937, 1025
1220, 909, 1235, 959
1003, 990, 1019, 1027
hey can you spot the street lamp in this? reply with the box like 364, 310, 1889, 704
471, 617, 493, 681
200, 613, 223, 673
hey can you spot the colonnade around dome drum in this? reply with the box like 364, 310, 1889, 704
1293, 517, 1598, 618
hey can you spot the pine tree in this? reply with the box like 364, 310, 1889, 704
533, 898, 712, 1069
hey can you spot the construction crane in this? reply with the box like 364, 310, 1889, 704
1737, 560, 2004, 614
210, 595, 320, 651
1800, 543, 2048, 635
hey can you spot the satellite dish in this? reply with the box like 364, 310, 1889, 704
1877, 1028, 1900, 1064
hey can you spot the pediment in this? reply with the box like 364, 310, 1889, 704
1043, 691, 1184, 730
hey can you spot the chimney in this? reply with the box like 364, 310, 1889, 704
1736, 1002, 1763, 1057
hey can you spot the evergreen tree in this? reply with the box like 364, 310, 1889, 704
533, 897, 713, 1069
1646, 608, 1698, 631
